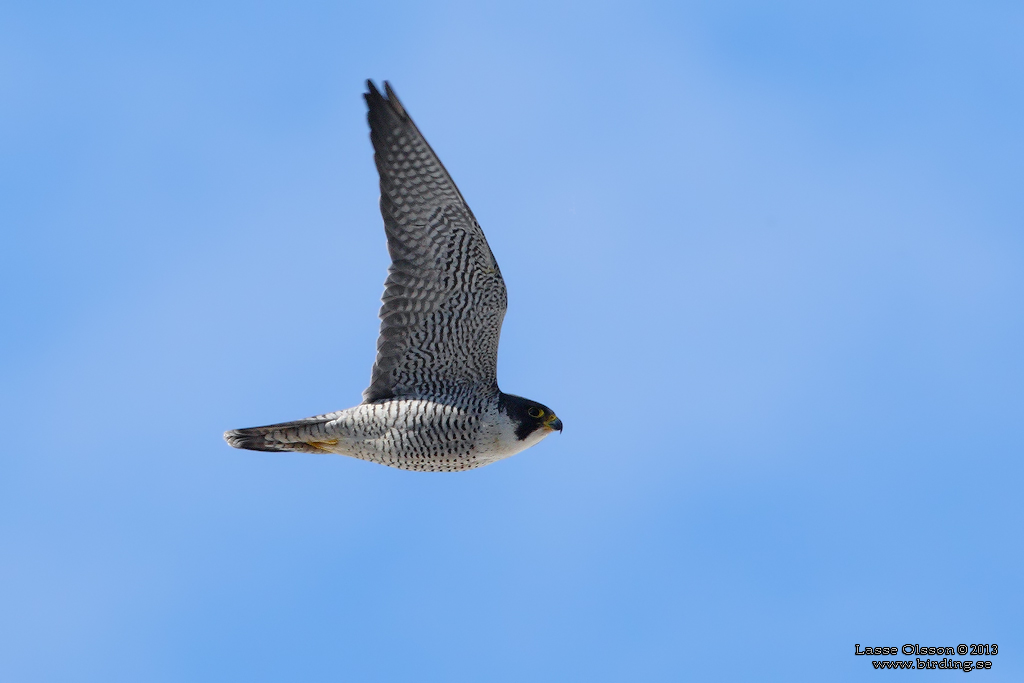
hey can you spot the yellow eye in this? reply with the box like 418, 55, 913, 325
528, 407, 544, 418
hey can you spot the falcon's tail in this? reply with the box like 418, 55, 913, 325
224, 413, 341, 454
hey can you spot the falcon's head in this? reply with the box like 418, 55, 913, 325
499, 393, 563, 441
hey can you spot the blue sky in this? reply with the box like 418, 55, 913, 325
2, 1, 1022, 680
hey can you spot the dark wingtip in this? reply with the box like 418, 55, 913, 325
383, 81, 406, 116
364, 79, 381, 109
365, 79, 408, 121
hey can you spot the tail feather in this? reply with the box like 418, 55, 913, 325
224, 413, 341, 454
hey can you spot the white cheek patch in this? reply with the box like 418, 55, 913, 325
474, 410, 553, 460
518, 427, 552, 451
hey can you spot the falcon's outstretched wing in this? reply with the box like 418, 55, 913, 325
362, 81, 507, 403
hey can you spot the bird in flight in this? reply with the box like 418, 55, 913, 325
224, 81, 562, 472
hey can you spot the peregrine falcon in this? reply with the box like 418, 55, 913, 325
224, 81, 562, 472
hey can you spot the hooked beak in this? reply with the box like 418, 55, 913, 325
545, 415, 563, 433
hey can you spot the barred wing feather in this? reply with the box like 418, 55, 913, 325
362, 81, 507, 403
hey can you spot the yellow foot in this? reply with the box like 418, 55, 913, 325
305, 439, 339, 452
